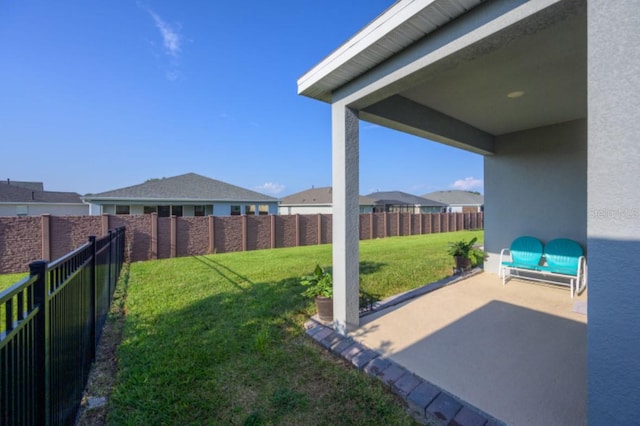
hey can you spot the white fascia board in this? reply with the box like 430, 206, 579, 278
297, 0, 438, 96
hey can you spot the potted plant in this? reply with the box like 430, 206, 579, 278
301, 264, 333, 322
447, 237, 485, 272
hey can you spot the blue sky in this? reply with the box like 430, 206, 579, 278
1, 1, 483, 197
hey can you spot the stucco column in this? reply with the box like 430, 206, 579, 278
588, 2, 640, 423
332, 104, 360, 335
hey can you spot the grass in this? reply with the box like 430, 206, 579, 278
0, 272, 28, 292
107, 230, 483, 425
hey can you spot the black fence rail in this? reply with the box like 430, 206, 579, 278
0, 227, 126, 426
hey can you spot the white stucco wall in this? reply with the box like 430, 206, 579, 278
88, 202, 277, 216
588, 2, 640, 423
278, 205, 333, 215
0, 203, 90, 216
484, 120, 587, 274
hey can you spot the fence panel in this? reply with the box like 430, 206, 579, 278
0, 274, 42, 425
0, 226, 125, 425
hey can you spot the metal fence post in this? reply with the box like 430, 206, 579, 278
88, 236, 97, 359
107, 230, 113, 299
30, 259, 50, 426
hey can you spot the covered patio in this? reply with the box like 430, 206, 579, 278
352, 273, 587, 425
298, 0, 640, 423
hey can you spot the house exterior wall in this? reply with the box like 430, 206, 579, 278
279, 205, 373, 215
588, 2, 640, 423
0, 203, 89, 216
484, 120, 587, 274
89, 201, 278, 216
445, 205, 482, 213
279, 205, 333, 215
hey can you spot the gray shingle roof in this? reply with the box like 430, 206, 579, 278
366, 191, 446, 207
0, 180, 44, 191
83, 173, 278, 203
422, 190, 484, 206
0, 184, 83, 203
281, 187, 375, 206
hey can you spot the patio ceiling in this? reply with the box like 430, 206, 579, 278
393, 2, 586, 136
299, 0, 587, 154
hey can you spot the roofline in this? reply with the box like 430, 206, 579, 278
279, 202, 375, 207
297, 0, 476, 101
0, 202, 88, 206
83, 198, 279, 203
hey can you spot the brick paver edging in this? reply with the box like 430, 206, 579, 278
305, 269, 504, 425
304, 319, 504, 426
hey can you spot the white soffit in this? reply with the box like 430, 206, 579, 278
297, 0, 484, 102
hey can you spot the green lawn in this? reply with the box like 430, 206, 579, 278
0, 272, 28, 292
108, 230, 482, 425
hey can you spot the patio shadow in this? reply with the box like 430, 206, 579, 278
381, 300, 587, 426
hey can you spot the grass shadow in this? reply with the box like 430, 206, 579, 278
110, 259, 416, 426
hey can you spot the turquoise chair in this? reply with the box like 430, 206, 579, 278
499, 236, 544, 284
538, 238, 587, 297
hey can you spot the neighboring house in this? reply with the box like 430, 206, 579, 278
83, 173, 278, 217
298, 0, 638, 422
279, 186, 375, 215
0, 180, 88, 216
422, 190, 483, 213
366, 191, 445, 213
0, 179, 44, 192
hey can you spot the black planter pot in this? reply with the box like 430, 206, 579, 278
315, 296, 333, 322
454, 256, 471, 272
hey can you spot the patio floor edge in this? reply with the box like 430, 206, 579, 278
304, 270, 506, 426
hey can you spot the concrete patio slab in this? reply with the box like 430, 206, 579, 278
350, 273, 587, 426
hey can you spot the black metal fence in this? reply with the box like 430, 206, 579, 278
0, 227, 126, 426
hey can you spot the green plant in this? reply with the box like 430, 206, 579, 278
300, 264, 333, 298
447, 237, 485, 266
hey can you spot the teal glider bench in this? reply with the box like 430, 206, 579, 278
499, 236, 587, 298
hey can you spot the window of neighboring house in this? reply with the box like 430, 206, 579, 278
158, 205, 171, 217
144, 206, 157, 214
230, 205, 241, 216
172, 205, 183, 217
115, 205, 130, 215
258, 204, 269, 215
245, 205, 256, 215
16, 205, 28, 216
194, 205, 206, 217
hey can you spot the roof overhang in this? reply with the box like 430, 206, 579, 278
298, 0, 484, 102
298, 0, 587, 155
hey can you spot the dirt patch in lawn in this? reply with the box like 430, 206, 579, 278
75, 266, 129, 426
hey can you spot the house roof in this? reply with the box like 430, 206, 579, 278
280, 187, 376, 206
366, 191, 446, 207
422, 190, 483, 206
0, 184, 83, 204
83, 173, 278, 203
0, 180, 44, 191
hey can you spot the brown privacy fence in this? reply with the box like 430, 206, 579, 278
0, 212, 483, 274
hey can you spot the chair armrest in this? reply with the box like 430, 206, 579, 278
499, 248, 510, 265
